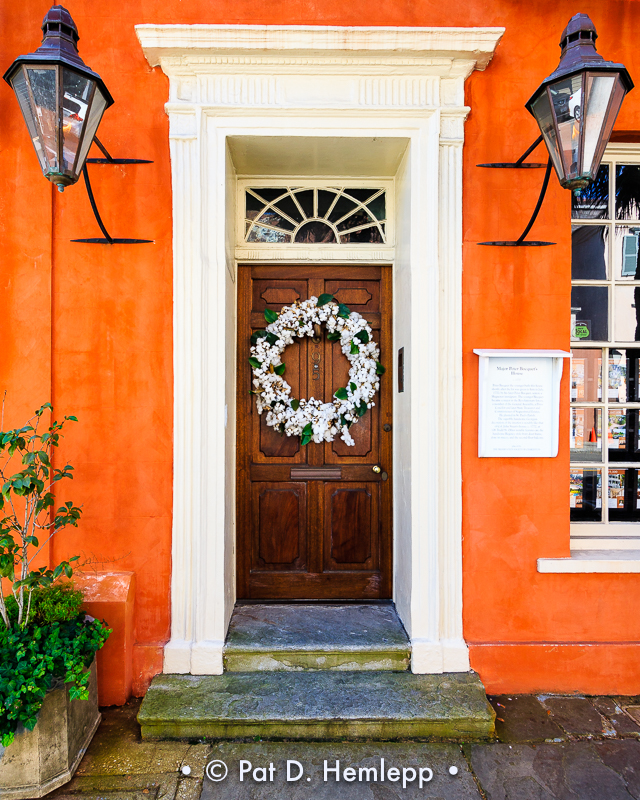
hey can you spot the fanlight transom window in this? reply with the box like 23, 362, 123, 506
245, 187, 386, 244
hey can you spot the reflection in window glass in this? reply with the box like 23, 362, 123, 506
244, 187, 387, 245
571, 225, 608, 279
571, 348, 602, 401
614, 286, 640, 342
570, 468, 602, 521
608, 349, 640, 403
614, 226, 640, 279
572, 164, 609, 220
608, 408, 640, 461
571, 285, 609, 341
609, 469, 640, 521
616, 165, 640, 220
571, 407, 602, 461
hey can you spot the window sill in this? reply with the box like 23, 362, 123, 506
537, 550, 640, 573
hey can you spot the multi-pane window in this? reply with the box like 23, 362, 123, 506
571, 155, 640, 546
244, 187, 387, 244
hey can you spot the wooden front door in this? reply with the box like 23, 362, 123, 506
236, 265, 392, 600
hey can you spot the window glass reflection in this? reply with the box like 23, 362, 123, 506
608, 408, 640, 461
571, 407, 602, 461
570, 468, 602, 521
571, 286, 609, 341
571, 225, 608, 279
608, 349, 640, 403
616, 165, 640, 220
614, 226, 640, 279
571, 348, 602, 401
614, 286, 640, 342
608, 469, 640, 521
572, 164, 609, 219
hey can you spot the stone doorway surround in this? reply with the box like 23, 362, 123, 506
136, 24, 504, 676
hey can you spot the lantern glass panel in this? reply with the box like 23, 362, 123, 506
61, 68, 93, 173
582, 74, 617, 177
75, 84, 108, 173
549, 74, 583, 181
531, 89, 564, 180
25, 66, 59, 173
10, 67, 49, 174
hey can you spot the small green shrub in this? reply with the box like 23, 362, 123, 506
5, 583, 84, 626
0, 613, 110, 747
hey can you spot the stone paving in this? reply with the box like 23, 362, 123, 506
48, 693, 640, 799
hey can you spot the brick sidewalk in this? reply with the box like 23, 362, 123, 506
48, 694, 640, 799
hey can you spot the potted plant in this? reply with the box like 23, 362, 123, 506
0, 404, 110, 798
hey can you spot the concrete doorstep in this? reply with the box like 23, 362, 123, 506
137, 671, 495, 741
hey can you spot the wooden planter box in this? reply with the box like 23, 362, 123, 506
0, 660, 101, 798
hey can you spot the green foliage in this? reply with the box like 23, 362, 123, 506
355, 330, 369, 344
376, 362, 386, 375
274, 363, 286, 376
264, 308, 279, 324
4, 583, 84, 626
316, 293, 334, 307
301, 422, 313, 446
334, 387, 348, 400
248, 357, 262, 369
350, 340, 360, 355
0, 613, 110, 747
0, 404, 82, 630
290, 399, 300, 411
326, 332, 341, 342
337, 304, 351, 319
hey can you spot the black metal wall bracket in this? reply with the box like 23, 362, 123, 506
476, 135, 556, 247
71, 137, 154, 244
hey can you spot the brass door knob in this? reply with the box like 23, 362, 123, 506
372, 465, 381, 474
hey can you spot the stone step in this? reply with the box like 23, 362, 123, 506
223, 604, 410, 672
138, 671, 495, 741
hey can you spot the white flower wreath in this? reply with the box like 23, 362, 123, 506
249, 294, 385, 446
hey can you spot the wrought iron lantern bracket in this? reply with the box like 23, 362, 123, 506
71, 136, 153, 244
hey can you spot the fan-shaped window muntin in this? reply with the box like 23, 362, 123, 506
245, 187, 386, 244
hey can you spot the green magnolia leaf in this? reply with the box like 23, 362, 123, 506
264, 308, 279, 324
350, 341, 360, 355
317, 293, 334, 307
376, 361, 386, 375
274, 363, 286, 376
250, 330, 268, 345
338, 304, 351, 319
326, 332, 341, 342
357, 401, 368, 417
291, 399, 300, 411
302, 422, 313, 436
248, 357, 262, 369
301, 434, 312, 446
335, 387, 348, 400
350, 382, 357, 392
355, 330, 369, 344
279, 423, 286, 434
265, 332, 280, 346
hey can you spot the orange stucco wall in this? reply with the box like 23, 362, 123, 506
1, 0, 640, 697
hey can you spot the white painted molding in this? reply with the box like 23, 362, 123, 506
538, 550, 640, 573
137, 23, 503, 676
137, 24, 504, 70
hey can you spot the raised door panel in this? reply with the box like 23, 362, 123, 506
324, 482, 379, 571
252, 483, 307, 570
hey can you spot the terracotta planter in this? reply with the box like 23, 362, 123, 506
0, 660, 101, 798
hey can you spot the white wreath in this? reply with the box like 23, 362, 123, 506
249, 294, 385, 446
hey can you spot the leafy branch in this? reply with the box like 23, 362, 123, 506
0, 402, 82, 630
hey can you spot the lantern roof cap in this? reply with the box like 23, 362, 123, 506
2, 4, 113, 106
526, 14, 633, 112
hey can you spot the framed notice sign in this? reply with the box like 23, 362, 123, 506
474, 349, 571, 458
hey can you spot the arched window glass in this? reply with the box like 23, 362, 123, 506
245, 187, 386, 244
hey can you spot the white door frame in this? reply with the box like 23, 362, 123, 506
137, 23, 504, 675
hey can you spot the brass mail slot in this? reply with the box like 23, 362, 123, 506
290, 466, 342, 480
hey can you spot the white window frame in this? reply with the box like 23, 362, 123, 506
236, 177, 396, 262
570, 143, 640, 551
